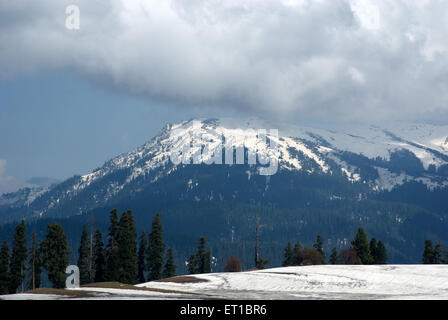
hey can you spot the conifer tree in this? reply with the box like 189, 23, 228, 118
422, 240, 435, 264
78, 225, 90, 285
255, 256, 269, 270
0, 241, 10, 295
313, 235, 325, 262
87, 216, 95, 283
329, 247, 338, 265
293, 242, 303, 265
28, 231, 42, 290
137, 230, 148, 283
187, 252, 197, 274
93, 229, 106, 283
105, 209, 120, 281
147, 213, 165, 281
9, 220, 27, 293
188, 237, 212, 274
163, 248, 177, 278
204, 251, 212, 273
197, 237, 209, 273
369, 238, 377, 263
351, 228, 373, 265
375, 241, 387, 264
41, 222, 70, 289
117, 210, 138, 284
434, 242, 442, 264
282, 242, 294, 267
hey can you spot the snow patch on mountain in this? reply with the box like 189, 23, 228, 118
2, 118, 448, 216
374, 167, 410, 192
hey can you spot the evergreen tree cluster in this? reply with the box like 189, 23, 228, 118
0, 210, 179, 292
282, 235, 326, 267
0, 220, 70, 291
77, 223, 106, 285
422, 240, 448, 264
329, 228, 387, 265
98, 210, 176, 284
187, 237, 212, 274
283, 229, 387, 266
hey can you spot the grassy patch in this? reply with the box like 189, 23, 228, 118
25, 288, 97, 298
81, 281, 201, 295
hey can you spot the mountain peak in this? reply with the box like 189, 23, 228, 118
1, 118, 448, 222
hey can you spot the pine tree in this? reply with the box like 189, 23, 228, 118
187, 252, 197, 274
443, 248, 448, 264
188, 237, 212, 274
93, 229, 106, 283
105, 209, 120, 281
293, 242, 303, 265
282, 242, 294, 267
87, 216, 95, 283
255, 256, 269, 269
369, 238, 377, 263
147, 213, 165, 281
117, 210, 138, 284
204, 251, 212, 273
434, 242, 442, 264
329, 247, 338, 265
0, 241, 10, 295
9, 220, 27, 293
351, 227, 373, 265
78, 225, 90, 285
41, 222, 70, 289
163, 248, 177, 278
422, 240, 435, 264
313, 235, 325, 260
28, 231, 42, 290
375, 241, 387, 264
137, 230, 148, 283
198, 237, 210, 273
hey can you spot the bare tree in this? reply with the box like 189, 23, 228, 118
224, 256, 242, 272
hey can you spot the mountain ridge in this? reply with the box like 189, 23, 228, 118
1, 118, 448, 223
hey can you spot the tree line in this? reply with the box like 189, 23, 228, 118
2, 215, 445, 294
0, 220, 70, 293
0, 210, 180, 291
78, 209, 178, 285
282, 228, 387, 267
0, 209, 225, 292
422, 240, 448, 264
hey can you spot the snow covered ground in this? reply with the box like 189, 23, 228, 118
1, 265, 448, 300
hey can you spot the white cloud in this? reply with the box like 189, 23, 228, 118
2, 0, 448, 123
350, 0, 381, 31
347, 67, 365, 84
0, 159, 18, 195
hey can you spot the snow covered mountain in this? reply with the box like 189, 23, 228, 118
1, 118, 448, 223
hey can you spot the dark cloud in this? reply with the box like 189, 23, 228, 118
2, 0, 448, 123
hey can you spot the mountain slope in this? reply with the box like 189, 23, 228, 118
1, 118, 448, 222
1, 118, 448, 264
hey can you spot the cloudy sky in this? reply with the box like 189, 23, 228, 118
1, 0, 448, 193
